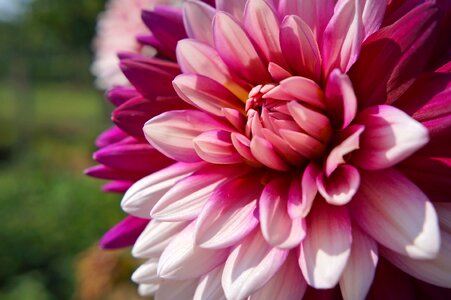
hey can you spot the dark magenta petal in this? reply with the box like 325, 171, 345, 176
100, 216, 150, 249
120, 57, 180, 99
349, 2, 441, 108
112, 95, 190, 139
84, 165, 146, 181
106, 86, 139, 107
95, 126, 128, 148
94, 140, 173, 173
141, 6, 186, 61
102, 180, 134, 193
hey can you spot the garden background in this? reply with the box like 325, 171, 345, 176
0, 1, 144, 299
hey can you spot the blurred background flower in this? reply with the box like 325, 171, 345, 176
0, 0, 145, 299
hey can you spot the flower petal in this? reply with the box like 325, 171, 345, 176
339, 226, 378, 300
213, 12, 271, 84
132, 220, 190, 259
325, 69, 357, 129
222, 230, 288, 300
132, 258, 159, 284
193, 265, 226, 300
144, 110, 232, 162
249, 253, 307, 300
350, 169, 440, 259
216, 0, 246, 21
100, 216, 149, 249
299, 202, 352, 289
280, 15, 321, 82
121, 162, 203, 218
193, 130, 244, 164
158, 222, 229, 280
195, 176, 262, 249
250, 135, 290, 171
150, 165, 243, 221
259, 177, 306, 249
352, 105, 429, 170
154, 279, 198, 300
183, 0, 215, 45
317, 164, 361, 206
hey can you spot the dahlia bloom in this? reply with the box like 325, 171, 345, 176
88, 0, 451, 299
91, 0, 184, 89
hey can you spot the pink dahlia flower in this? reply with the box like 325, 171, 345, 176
88, 0, 451, 299
91, 0, 184, 89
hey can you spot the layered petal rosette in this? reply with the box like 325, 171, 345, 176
88, 0, 451, 299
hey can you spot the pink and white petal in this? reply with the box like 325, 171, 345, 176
260, 128, 305, 165
243, 0, 285, 66
158, 222, 229, 280
381, 230, 451, 288
121, 162, 203, 218
249, 252, 307, 300
193, 130, 244, 165
132, 220, 190, 259
352, 105, 429, 170
223, 108, 246, 132
151, 165, 244, 221
155, 279, 198, 300
268, 62, 292, 81
286, 100, 332, 142
260, 177, 306, 249
266, 76, 325, 109
183, 0, 215, 45
280, 15, 321, 82
317, 164, 361, 206
173, 74, 244, 117
213, 12, 271, 84
138, 283, 159, 297
350, 169, 440, 259
144, 110, 232, 163
279, 129, 325, 159
216, 0, 247, 21
176, 39, 249, 100
288, 162, 321, 218
278, 0, 334, 44
194, 265, 226, 300
325, 69, 358, 129
250, 136, 290, 171
222, 230, 289, 300
195, 176, 262, 249
299, 202, 352, 289
339, 226, 378, 300
132, 258, 160, 284
231, 133, 262, 166
325, 125, 364, 176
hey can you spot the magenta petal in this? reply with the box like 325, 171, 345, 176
216, 0, 247, 21
213, 12, 271, 85
102, 180, 134, 194
144, 110, 232, 162
250, 135, 290, 171
349, 2, 441, 107
317, 164, 361, 206
95, 126, 128, 148
352, 105, 429, 170
106, 86, 139, 107
84, 165, 145, 181
100, 216, 150, 249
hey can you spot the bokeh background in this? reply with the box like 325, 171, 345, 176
0, 0, 144, 299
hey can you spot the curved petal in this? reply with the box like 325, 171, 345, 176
280, 15, 321, 82
144, 110, 232, 162
213, 12, 271, 84
132, 258, 159, 284
158, 222, 229, 280
288, 162, 321, 218
222, 230, 288, 300
339, 226, 378, 300
299, 202, 352, 289
183, 0, 215, 45
193, 265, 226, 300
250, 135, 290, 171
317, 164, 361, 206
100, 216, 149, 249
154, 279, 198, 300
352, 105, 429, 170
259, 177, 306, 249
249, 253, 307, 300
350, 169, 440, 259
216, 0, 247, 21
194, 176, 262, 249
193, 130, 244, 164
121, 162, 203, 218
